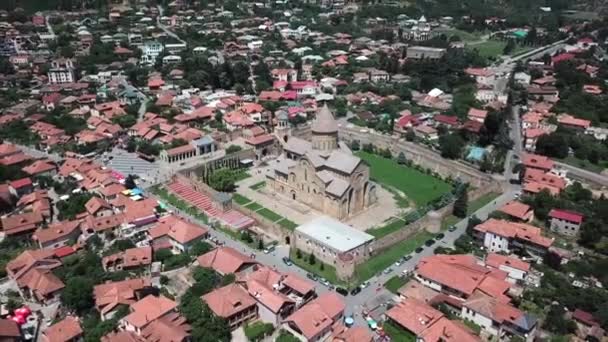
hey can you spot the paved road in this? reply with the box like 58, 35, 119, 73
14, 144, 62, 163
157, 6, 186, 44
554, 161, 608, 187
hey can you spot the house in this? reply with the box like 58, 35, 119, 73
526, 86, 559, 102
282, 292, 345, 341
498, 201, 534, 222
524, 128, 548, 151
148, 215, 209, 254
557, 114, 591, 130
330, 324, 373, 342
485, 253, 530, 282
197, 247, 258, 276
418, 317, 481, 342
202, 283, 258, 330
47, 58, 75, 84
102, 247, 152, 272
522, 168, 567, 195
94, 278, 155, 321
467, 108, 488, 123
521, 153, 553, 172
433, 114, 459, 128
572, 309, 605, 341
33, 220, 81, 250
1, 212, 44, 236
414, 125, 439, 141
465, 68, 495, 86
16, 190, 51, 218
473, 219, 553, 255
461, 291, 537, 341
386, 298, 444, 336
407, 46, 446, 60
9, 178, 33, 197
0, 319, 21, 341
6, 249, 64, 303
85, 197, 114, 217
548, 209, 584, 237
22, 159, 57, 177
119, 295, 184, 337
41, 316, 83, 342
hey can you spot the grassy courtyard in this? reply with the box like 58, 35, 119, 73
384, 275, 409, 294
290, 249, 345, 286
367, 217, 406, 238
231, 193, 297, 231
356, 152, 452, 207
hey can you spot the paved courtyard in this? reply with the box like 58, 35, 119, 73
236, 159, 402, 231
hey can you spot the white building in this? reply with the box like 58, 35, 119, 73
47, 58, 75, 84
139, 41, 164, 65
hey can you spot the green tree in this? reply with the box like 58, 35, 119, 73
453, 187, 468, 218
191, 266, 220, 296
543, 305, 577, 335
309, 253, 316, 265
154, 249, 173, 262
190, 241, 212, 256
207, 168, 241, 192
397, 152, 407, 165
296, 249, 302, 259
439, 133, 465, 159
61, 276, 94, 314
180, 291, 231, 342
258, 239, 264, 250
351, 140, 360, 151
225, 145, 242, 154
405, 128, 416, 141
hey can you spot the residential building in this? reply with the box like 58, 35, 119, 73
32, 220, 81, 250
282, 292, 345, 341
1, 212, 44, 237
473, 219, 553, 255
467, 108, 488, 123
6, 250, 64, 304
0, 319, 21, 341
498, 201, 534, 222
521, 153, 554, 172
386, 298, 444, 336
85, 197, 114, 217
41, 316, 83, 342
548, 209, 584, 237
148, 215, 209, 254
202, 283, 258, 330
47, 58, 75, 84
102, 247, 153, 272
197, 247, 258, 276
94, 278, 155, 321
140, 41, 164, 65
119, 295, 185, 338
461, 291, 537, 342
485, 253, 530, 282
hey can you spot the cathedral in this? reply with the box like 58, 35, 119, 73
267, 105, 377, 220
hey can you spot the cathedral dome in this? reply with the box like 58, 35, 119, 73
311, 104, 339, 134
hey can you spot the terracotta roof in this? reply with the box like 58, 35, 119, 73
165, 144, 195, 157
84, 213, 124, 233
433, 114, 459, 126
22, 159, 56, 175
202, 283, 257, 318
485, 253, 530, 273
548, 209, 584, 224
282, 273, 315, 295
122, 198, 158, 224
418, 317, 481, 342
0, 319, 20, 338
246, 279, 293, 313
94, 278, 152, 316
85, 197, 112, 215
41, 316, 82, 342
9, 177, 32, 189
122, 295, 178, 329
386, 298, 444, 335
246, 134, 274, 146
523, 168, 566, 191
522, 153, 554, 171
197, 247, 257, 275
148, 215, 208, 245
498, 201, 532, 221
474, 219, 553, 248
416, 255, 493, 296
140, 313, 191, 342
573, 309, 599, 327
284, 292, 345, 340
33, 220, 81, 245
1, 212, 43, 235
468, 108, 488, 120
102, 247, 152, 270
398, 279, 440, 302
101, 331, 145, 342
0, 143, 20, 157
462, 291, 525, 327
330, 323, 373, 342
557, 114, 590, 129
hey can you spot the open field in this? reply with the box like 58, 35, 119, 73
356, 152, 452, 206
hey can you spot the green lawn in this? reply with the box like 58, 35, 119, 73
249, 181, 266, 191
382, 321, 416, 342
257, 208, 283, 222
384, 275, 408, 294
467, 40, 506, 58
367, 218, 406, 238
557, 155, 607, 174
435, 28, 487, 42
355, 230, 433, 282
245, 202, 263, 211
290, 249, 345, 286
277, 218, 298, 231
356, 152, 452, 206
232, 193, 252, 205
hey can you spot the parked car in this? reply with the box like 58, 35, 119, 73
383, 268, 393, 275
320, 278, 330, 286
282, 257, 292, 266
335, 287, 349, 296
394, 260, 402, 267
263, 245, 275, 254
360, 281, 370, 289
350, 287, 362, 295
435, 233, 445, 240
448, 226, 457, 232
415, 247, 424, 253
424, 239, 436, 247
306, 273, 318, 281
403, 255, 412, 262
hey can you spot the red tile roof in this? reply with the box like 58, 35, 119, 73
498, 201, 532, 221
148, 215, 209, 245
9, 177, 32, 189
0, 319, 20, 339
386, 298, 444, 335
522, 153, 554, 171
102, 247, 152, 270
41, 316, 82, 342
122, 295, 177, 329
202, 283, 257, 318
573, 309, 599, 327
246, 134, 274, 146
197, 247, 257, 275
94, 278, 152, 316
284, 292, 345, 340
1, 212, 43, 235
485, 253, 530, 273
474, 219, 553, 248
433, 114, 459, 126
33, 220, 81, 245
548, 209, 584, 224
418, 317, 481, 342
